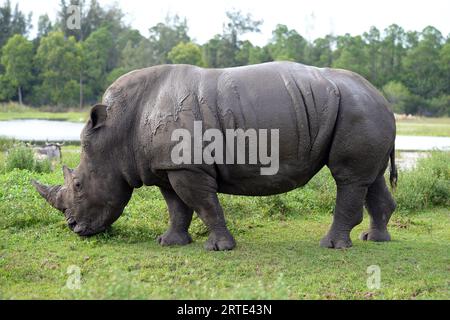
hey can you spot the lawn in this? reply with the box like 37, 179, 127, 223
396, 117, 450, 137
0, 146, 449, 299
0, 104, 88, 123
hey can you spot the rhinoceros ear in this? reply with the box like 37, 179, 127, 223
62, 165, 74, 184
89, 104, 108, 130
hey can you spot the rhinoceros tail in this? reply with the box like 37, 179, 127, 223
389, 145, 398, 191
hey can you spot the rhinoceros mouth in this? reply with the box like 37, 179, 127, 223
66, 215, 106, 236
73, 224, 106, 237
66, 214, 77, 230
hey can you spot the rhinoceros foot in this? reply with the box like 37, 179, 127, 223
359, 229, 391, 242
319, 233, 352, 249
205, 231, 236, 251
157, 230, 193, 246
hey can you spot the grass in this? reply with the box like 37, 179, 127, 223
396, 117, 450, 137
0, 145, 449, 299
0, 103, 88, 123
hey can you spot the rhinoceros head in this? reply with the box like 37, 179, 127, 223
32, 104, 133, 236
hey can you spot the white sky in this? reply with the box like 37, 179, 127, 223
12, 0, 450, 45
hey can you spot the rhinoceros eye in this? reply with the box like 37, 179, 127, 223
74, 180, 82, 191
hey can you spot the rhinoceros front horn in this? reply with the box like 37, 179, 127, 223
31, 179, 64, 212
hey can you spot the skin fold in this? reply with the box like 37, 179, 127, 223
32, 61, 397, 250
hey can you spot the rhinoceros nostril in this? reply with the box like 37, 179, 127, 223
67, 216, 77, 230
73, 224, 84, 234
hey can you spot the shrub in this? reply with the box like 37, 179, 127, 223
33, 158, 53, 173
395, 151, 450, 211
382, 81, 425, 115
427, 95, 450, 117
5, 145, 52, 173
0, 136, 15, 152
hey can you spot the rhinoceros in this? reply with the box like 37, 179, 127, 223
32, 61, 397, 250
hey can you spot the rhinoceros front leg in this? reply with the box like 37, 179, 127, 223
167, 170, 236, 251
157, 187, 194, 246
320, 183, 367, 249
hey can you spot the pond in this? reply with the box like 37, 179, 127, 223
0, 119, 84, 141
0, 119, 450, 151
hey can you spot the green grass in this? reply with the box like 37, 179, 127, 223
396, 117, 450, 137
0, 146, 449, 299
0, 103, 88, 123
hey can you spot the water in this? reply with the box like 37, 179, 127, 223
0, 119, 84, 141
397, 152, 429, 170
0, 119, 450, 150
395, 135, 450, 151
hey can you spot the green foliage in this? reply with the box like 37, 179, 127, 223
267, 24, 308, 62
427, 95, 450, 116
202, 10, 263, 68
382, 81, 423, 114
4, 145, 52, 173
5, 145, 34, 171
33, 31, 82, 107
0, 73, 15, 101
395, 151, 450, 211
0, 34, 33, 104
119, 38, 152, 70
168, 42, 204, 66
148, 14, 190, 65
402, 26, 446, 99
82, 27, 114, 103
308, 35, 334, 67
0, 136, 15, 152
332, 35, 369, 79
0, 0, 31, 49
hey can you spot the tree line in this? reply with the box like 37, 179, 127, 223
0, 0, 449, 115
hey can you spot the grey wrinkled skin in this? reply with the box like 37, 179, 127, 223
32, 61, 397, 250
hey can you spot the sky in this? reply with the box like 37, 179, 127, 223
12, 0, 450, 45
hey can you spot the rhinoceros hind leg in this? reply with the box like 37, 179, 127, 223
320, 183, 367, 249
157, 187, 194, 246
167, 170, 236, 251
360, 175, 395, 242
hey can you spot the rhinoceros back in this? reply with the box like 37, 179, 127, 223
142, 62, 340, 194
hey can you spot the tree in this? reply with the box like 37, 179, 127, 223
307, 35, 335, 67
235, 40, 270, 65
202, 35, 237, 68
363, 26, 382, 86
203, 10, 263, 68
1, 34, 33, 104
148, 15, 190, 65
119, 37, 153, 70
223, 10, 262, 50
0, 73, 15, 101
267, 24, 308, 62
379, 24, 406, 83
440, 42, 450, 95
82, 27, 114, 103
402, 26, 445, 99
168, 42, 204, 66
0, 0, 31, 48
332, 34, 369, 79
34, 31, 82, 107
37, 14, 53, 38
382, 80, 431, 115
